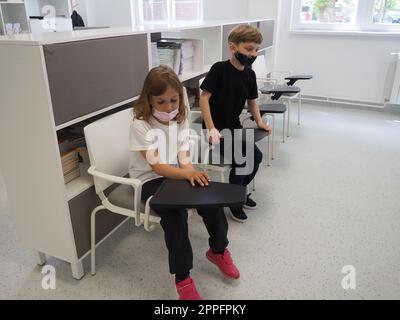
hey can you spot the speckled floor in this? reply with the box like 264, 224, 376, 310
1, 104, 400, 300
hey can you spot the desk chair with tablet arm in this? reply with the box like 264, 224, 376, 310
85, 108, 164, 275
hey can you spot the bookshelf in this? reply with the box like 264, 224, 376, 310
26, 0, 73, 33
0, 18, 275, 279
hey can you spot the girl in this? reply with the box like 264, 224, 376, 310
129, 66, 240, 300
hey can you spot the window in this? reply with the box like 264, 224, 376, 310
137, 0, 202, 24
373, 0, 400, 25
299, 0, 358, 24
292, 0, 400, 32
172, 0, 203, 22
138, 0, 169, 24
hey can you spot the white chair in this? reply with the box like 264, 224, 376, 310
253, 54, 300, 138
84, 108, 161, 276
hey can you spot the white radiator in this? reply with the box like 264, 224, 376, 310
390, 52, 400, 105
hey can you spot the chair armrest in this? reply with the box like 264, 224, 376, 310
88, 166, 142, 188
257, 77, 278, 85
271, 70, 292, 77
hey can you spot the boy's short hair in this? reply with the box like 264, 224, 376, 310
228, 25, 263, 45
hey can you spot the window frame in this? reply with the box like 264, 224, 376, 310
291, 0, 400, 33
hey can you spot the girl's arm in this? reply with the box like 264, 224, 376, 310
140, 150, 210, 187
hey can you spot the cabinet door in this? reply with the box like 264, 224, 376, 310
44, 34, 149, 126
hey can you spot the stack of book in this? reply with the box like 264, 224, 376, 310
151, 42, 160, 68
61, 149, 80, 184
157, 40, 181, 74
181, 41, 194, 73
76, 146, 90, 163
156, 39, 194, 75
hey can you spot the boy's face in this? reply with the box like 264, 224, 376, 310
230, 42, 260, 58
150, 85, 180, 113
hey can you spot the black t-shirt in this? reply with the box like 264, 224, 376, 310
200, 60, 258, 131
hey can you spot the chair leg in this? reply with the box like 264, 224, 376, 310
267, 132, 271, 167
271, 115, 275, 160
287, 99, 291, 138
282, 112, 286, 143
298, 92, 301, 126
91, 205, 106, 276
144, 196, 156, 232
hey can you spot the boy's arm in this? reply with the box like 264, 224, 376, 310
247, 99, 272, 134
199, 90, 215, 130
199, 90, 223, 143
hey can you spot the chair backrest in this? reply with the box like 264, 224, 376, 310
253, 54, 268, 79
84, 108, 133, 194
183, 86, 192, 122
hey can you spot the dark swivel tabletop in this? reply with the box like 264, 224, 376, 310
150, 179, 247, 209
220, 128, 269, 143
260, 84, 301, 94
285, 75, 313, 86
259, 84, 301, 100
199, 128, 269, 143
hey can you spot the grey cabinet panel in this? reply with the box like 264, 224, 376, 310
222, 23, 242, 61
259, 20, 275, 49
68, 186, 127, 259
44, 34, 149, 126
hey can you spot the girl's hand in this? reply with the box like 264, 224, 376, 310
186, 171, 211, 187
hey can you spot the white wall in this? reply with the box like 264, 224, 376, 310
25, 0, 40, 17
72, 0, 247, 28
203, 0, 247, 21
247, 0, 279, 20
273, 1, 400, 104
72, 0, 88, 27
83, 0, 132, 28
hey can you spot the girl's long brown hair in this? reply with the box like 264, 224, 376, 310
133, 65, 187, 124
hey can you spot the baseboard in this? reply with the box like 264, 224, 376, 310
298, 95, 385, 112
384, 103, 400, 114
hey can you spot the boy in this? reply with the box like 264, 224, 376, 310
199, 24, 272, 223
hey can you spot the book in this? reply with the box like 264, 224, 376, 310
151, 42, 160, 68
62, 158, 79, 175
76, 146, 90, 163
61, 149, 78, 166
64, 167, 81, 184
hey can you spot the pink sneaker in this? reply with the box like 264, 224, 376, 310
206, 248, 240, 279
175, 277, 202, 300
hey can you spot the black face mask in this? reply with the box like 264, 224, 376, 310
235, 52, 257, 68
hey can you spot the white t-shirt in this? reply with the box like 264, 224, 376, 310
129, 116, 190, 182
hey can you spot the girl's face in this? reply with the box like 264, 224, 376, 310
150, 86, 180, 113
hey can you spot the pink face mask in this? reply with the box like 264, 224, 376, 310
152, 108, 179, 122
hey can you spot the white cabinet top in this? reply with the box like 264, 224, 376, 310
0, 18, 273, 45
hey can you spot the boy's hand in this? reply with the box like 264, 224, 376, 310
185, 171, 211, 187
207, 128, 223, 144
257, 121, 272, 135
